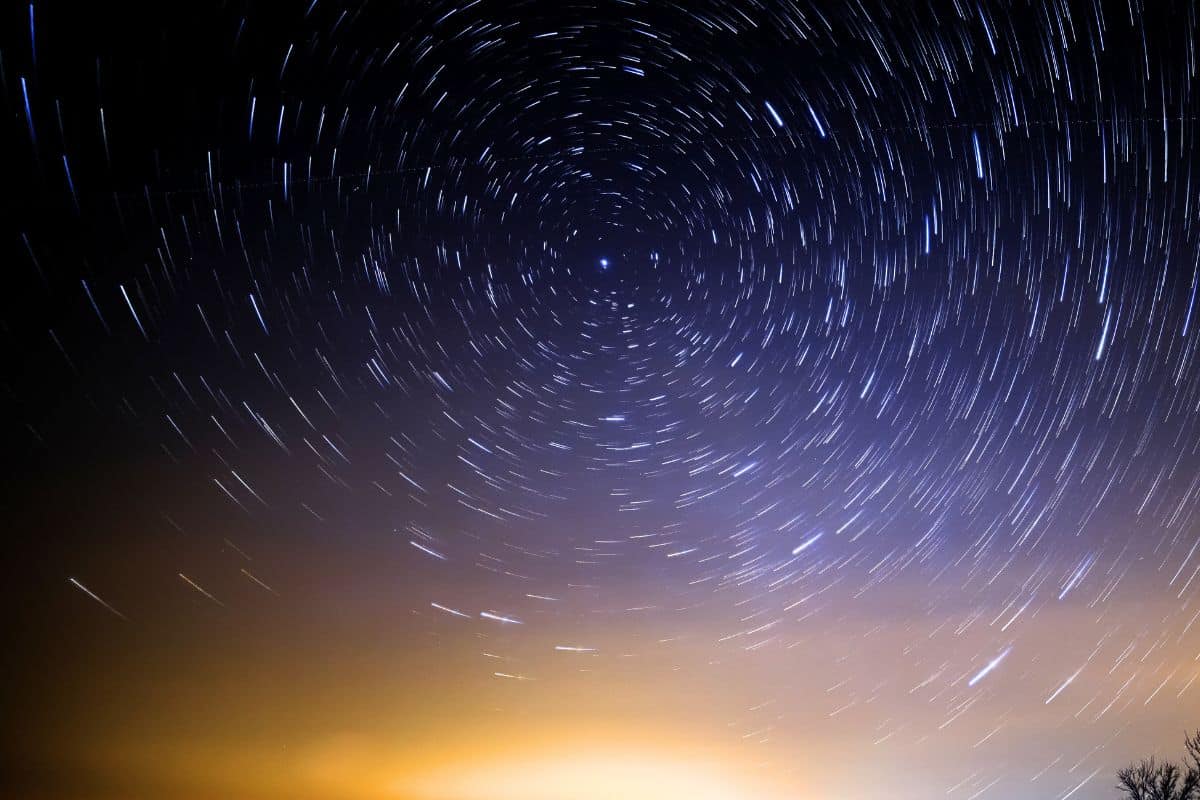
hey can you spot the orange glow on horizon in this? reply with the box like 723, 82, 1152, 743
395, 747, 789, 800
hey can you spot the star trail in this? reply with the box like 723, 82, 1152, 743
5, 1, 1200, 799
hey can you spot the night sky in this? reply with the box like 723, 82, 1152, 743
5, 1, 1200, 799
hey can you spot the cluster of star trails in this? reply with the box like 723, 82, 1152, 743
13, 0, 1200, 797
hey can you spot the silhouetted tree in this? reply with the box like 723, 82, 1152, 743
1117, 731, 1200, 800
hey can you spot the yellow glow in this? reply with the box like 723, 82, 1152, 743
398, 749, 782, 800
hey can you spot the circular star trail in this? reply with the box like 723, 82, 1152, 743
7, 2, 1200, 799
